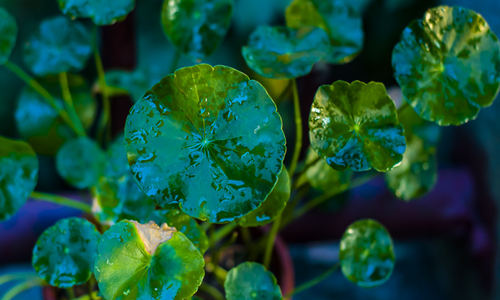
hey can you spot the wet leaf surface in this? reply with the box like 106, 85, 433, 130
309, 80, 406, 172
224, 262, 282, 300
0, 137, 38, 221
161, 0, 233, 60
339, 219, 395, 288
125, 64, 286, 223
392, 6, 500, 125
0, 7, 17, 64
32, 217, 100, 287
58, 0, 135, 26
24, 16, 92, 76
94, 220, 205, 300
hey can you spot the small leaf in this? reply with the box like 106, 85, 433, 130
94, 220, 205, 300
242, 26, 331, 79
386, 105, 440, 200
224, 262, 282, 300
105, 69, 156, 102
161, 0, 233, 60
238, 167, 291, 227
15, 75, 96, 155
0, 137, 38, 221
93, 137, 155, 224
285, 0, 363, 64
56, 137, 105, 189
58, 0, 135, 26
309, 80, 406, 172
0, 7, 17, 65
152, 207, 209, 253
32, 217, 100, 287
339, 219, 395, 288
125, 64, 286, 223
392, 6, 500, 126
24, 16, 92, 76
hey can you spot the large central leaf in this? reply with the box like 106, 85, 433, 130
125, 64, 286, 223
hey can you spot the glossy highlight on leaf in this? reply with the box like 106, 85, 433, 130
56, 137, 105, 189
386, 105, 440, 201
125, 64, 286, 223
238, 167, 291, 227
285, 0, 363, 64
309, 80, 406, 172
242, 26, 331, 79
24, 16, 92, 76
392, 6, 500, 125
0, 137, 38, 221
224, 262, 282, 300
32, 217, 100, 287
94, 220, 205, 300
58, 0, 135, 26
161, 0, 233, 60
339, 219, 395, 288
0, 7, 17, 65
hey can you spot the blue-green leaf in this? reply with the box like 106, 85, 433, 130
224, 262, 282, 300
105, 69, 156, 102
125, 64, 286, 223
0, 7, 17, 65
58, 0, 135, 26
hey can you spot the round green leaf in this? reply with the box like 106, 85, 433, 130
32, 217, 100, 287
105, 69, 156, 102
94, 220, 205, 300
152, 207, 209, 253
24, 16, 92, 76
56, 137, 105, 189
386, 105, 440, 201
242, 26, 331, 79
238, 167, 290, 227
339, 219, 395, 288
285, 0, 363, 64
15, 75, 96, 155
161, 0, 233, 60
125, 64, 286, 223
0, 8, 17, 65
392, 6, 500, 126
0, 137, 38, 221
93, 137, 155, 224
309, 80, 406, 172
224, 262, 282, 300
58, 0, 135, 26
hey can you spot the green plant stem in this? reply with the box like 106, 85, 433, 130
288, 79, 302, 176
1, 278, 44, 300
59, 72, 86, 136
199, 283, 224, 300
0, 273, 37, 285
210, 223, 238, 247
3, 61, 84, 136
93, 26, 111, 145
67, 287, 75, 300
284, 263, 340, 299
263, 215, 281, 268
31, 191, 92, 214
169, 50, 181, 73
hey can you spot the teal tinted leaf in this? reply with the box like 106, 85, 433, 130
339, 219, 395, 288
161, 0, 233, 60
242, 26, 331, 79
94, 220, 205, 300
105, 69, 156, 102
296, 148, 352, 192
56, 137, 105, 189
0, 137, 38, 221
152, 207, 209, 253
125, 64, 286, 223
24, 17, 92, 76
15, 75, 96, 155
93, 137, 155, 224
32, 217, 100, 287
285, 0, 363, 64
386, 105, 440, 200
309, 81, 406, 172
58, 0, 135, 26
392, 6, 500, 126
0, 8, 17, 65
238, 167, 290, 227
224, 262, 282, 300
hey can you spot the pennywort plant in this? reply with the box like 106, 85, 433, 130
0, 1, 499, 299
